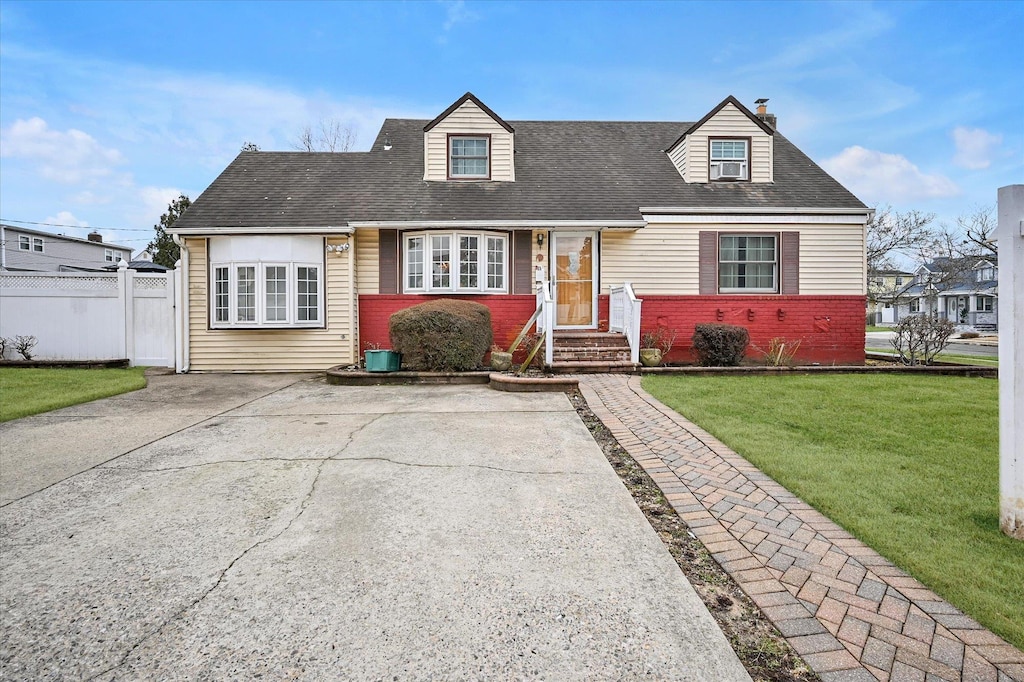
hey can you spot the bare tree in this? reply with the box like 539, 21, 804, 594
955, 206, 997, 258
866, 205, 937, 272
292, 118, 356, 152
240, 141, 261, 152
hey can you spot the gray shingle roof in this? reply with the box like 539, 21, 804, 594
173, 119, 867, 230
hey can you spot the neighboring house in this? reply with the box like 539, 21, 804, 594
897, 257, 999, 330
101, 250, 171, 273
867, 269, 915, 325
0, 225, 132, 272
169, 92, 870, 372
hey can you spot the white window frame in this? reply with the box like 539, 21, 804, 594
718, 234, 778, 293
909, 299, 921, 313
104, 248, 117, 262
209, 260, 324, 328
976, 295, 994, 312
709, 138, 749, 181
403, 231, 507, 294
18, 235, 30, 251
449, 135, 490, 179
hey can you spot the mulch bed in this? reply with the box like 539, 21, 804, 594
569, 389, 817, 682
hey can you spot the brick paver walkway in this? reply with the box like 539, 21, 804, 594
579, 374, 1023, 682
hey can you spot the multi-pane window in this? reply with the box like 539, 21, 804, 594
406, 236, 425, 290
450, 137, 489, 178
104, 248, 118, 262
719, 235, 777, 292
297, 267, 319, 322
214, 267, 230, 322
210, 262, 321, 328
19, 236, 44, 252
404, 232, 506, 293
909, 299, 921, 313
459, 235, 479, 288
265, 266, 287, 322
486, 237, 504, 289
431, 234, 451, 288
236, 266, 256, 322
710, 139, 749, 180
976, 295, 994, 312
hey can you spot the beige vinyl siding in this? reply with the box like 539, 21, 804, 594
685, 103, 773, 183
355, 228, 379, 294
423, 100, 514, 181
667, 138, 688, 180
186, 237, 355, 372
601, 220, 865, 296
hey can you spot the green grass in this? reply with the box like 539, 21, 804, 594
0, 367, 148, 422
865, 325, 890, 332
642, 374, 1023, 650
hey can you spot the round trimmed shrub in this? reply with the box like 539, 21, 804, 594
389, 299, 493, 371
691, 323, 749, 366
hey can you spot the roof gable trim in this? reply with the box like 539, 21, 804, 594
423, 92, 515, 133
666, 95, 775, 154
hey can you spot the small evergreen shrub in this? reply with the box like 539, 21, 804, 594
691, 324, 749, 366
389, 299, 493, 371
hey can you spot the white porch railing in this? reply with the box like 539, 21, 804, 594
535, 280, 554, 365
609, 282, 642, 364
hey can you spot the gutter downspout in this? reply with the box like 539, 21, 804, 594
347, 234, 358, 365
172, 234, 190, 372
1, 225, 6, 269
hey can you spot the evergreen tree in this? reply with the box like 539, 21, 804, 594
147, 194, 191, 268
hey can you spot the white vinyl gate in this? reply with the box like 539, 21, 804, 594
0, 267, 176, 367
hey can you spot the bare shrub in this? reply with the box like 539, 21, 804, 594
891, 315, 955, 365
755, 338, 802, 367
0, 337, 8, 359
13, 335, 38, 361
389, 299, 492, 371
641, 326, 677, 354
691, 324, 749, 367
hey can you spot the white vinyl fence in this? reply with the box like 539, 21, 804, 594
0, 267, 176, 367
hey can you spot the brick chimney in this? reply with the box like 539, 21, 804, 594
755, 98, 777, 130
87, 231, 103, 243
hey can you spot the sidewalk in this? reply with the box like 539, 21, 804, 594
579, 374, 1023, 682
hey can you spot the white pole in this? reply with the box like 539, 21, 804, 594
998, 185, 1024, 539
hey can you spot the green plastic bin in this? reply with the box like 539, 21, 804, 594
365, 349, 401, 372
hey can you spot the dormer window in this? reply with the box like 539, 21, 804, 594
709, 138, 749, 181
449, 135, 490, 179
977, 266, 995, 282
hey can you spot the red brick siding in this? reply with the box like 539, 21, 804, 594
631, 295, 866, 365
359, 294, 866, 365
358, 294, 538, 361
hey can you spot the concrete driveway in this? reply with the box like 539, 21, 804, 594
0, 374, 749, 680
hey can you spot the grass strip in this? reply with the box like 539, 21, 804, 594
642, 373, 1023, 650
0, 367, 148, 422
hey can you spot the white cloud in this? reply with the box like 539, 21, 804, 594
43, 211, 89, 228
133, 186, 185, 224
951, 126, 1002, 170
0, 117, 125, 184
822, 146, 959, 203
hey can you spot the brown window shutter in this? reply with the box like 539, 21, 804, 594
698, 231, 717, 295
379, 230, 399, 294
512, 231, 532, 294
781, 232, 800, 294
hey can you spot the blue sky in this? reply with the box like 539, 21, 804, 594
1, 0, 1021, 254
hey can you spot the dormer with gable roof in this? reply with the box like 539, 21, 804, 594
423, 92, 516, 182
666, 95, 775, 184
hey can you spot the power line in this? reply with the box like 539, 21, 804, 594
0, 218, 156, 233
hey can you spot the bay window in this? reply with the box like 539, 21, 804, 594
209, 236, 324, 328
404, 231, 507, 293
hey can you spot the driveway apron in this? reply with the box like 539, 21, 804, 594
0, 374, 750, 681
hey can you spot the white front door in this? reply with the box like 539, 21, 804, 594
552, 231, 598, 328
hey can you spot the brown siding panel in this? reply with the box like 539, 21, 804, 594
781, 232, 800, 294
512, 231, 532, 294
698, 231, 717, 295
379, 230, 399, 294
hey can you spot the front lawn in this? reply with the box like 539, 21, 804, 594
642, 373, 1023, 650
0, 367, 148, 422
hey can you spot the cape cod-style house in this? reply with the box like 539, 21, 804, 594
168, 93, 870, 372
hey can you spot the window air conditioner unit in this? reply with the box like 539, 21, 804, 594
717, 161, 744, 179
